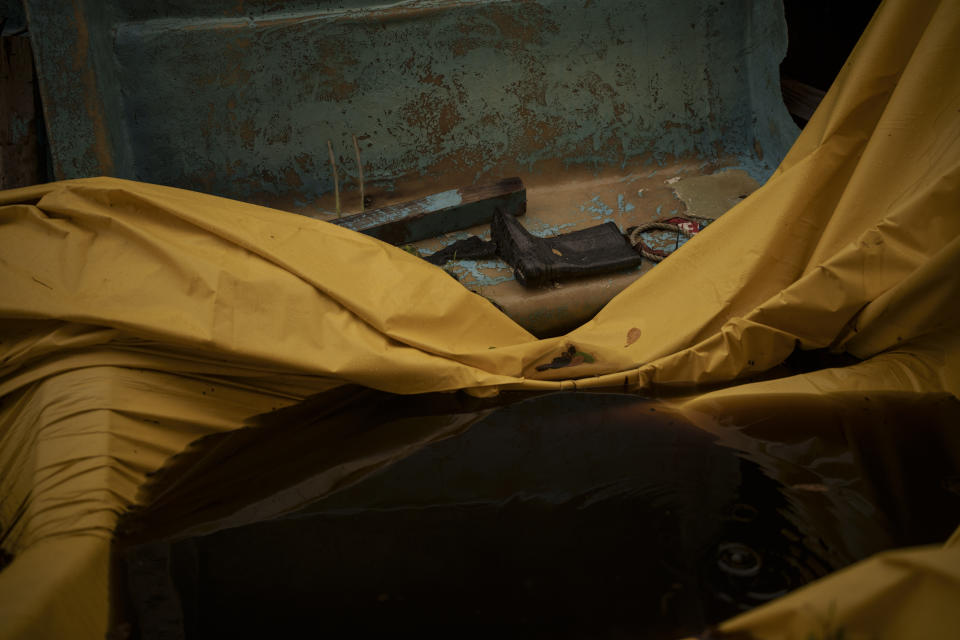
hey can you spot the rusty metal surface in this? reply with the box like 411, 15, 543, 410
25, 0, 796, 212
0, 33, 43, 189
24, 0, 121, 178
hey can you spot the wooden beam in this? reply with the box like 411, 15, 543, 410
781, 76, 826, 124
331, 177, 526, 245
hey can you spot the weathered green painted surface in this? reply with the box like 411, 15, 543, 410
25, 0, 797, 214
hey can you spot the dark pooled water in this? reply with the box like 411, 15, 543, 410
153, 392, 960, 638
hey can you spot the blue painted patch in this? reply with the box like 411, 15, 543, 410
524, 214, 578, 238
640, 227, 691, 254
580, 195, 615, 221
447, 258, 515, 287
420, 190, 463, 211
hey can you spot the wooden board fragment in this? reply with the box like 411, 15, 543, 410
332, 177, 525, 245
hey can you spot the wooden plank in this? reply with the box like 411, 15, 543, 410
781, 76, 826, 123
331, 177, 526, 245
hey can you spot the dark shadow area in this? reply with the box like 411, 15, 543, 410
780, 0, 882, 126
120, 390, 960, 639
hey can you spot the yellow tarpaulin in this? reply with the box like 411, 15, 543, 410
1, 0, 959, 637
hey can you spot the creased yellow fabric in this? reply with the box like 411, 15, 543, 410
710, 532, 960, 640
1, 0, 958, 637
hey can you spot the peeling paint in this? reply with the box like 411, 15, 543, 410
27, 0, 798, 206
445, 258, 515, 287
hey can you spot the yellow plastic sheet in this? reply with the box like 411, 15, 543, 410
1, 0, 959, 637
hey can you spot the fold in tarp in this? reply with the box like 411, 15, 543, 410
1, 0, 959, 637
700, 522, 960, 640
